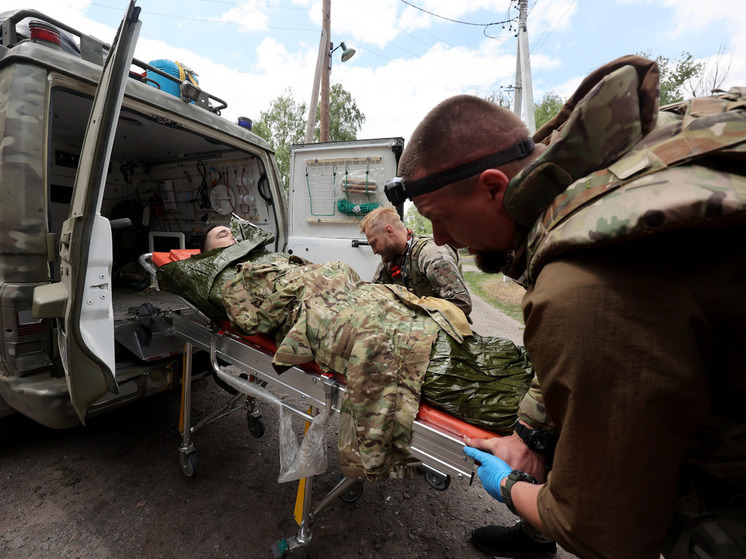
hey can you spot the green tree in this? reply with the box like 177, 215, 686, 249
658, 52, 704, 105
317, 83, 366, 142
482, 89, 565, 131
534, 91, 564, 130
639, 51, 705, 106
252, 88, 307, 191
404, 204, 432, 235
483, 88, 513, 109
253, 84, 365, 191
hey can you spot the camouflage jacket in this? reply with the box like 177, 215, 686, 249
511, 56, 746, 437
372, 232, 472, 316
504, 56, 746, 283
221, 255, 444, 480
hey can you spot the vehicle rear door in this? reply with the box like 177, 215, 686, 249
287, 137, 403, 280
43, 2, 142, 422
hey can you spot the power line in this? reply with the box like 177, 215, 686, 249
398, 0, 516, 28
529, 0, 577, 56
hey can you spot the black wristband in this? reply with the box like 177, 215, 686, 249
514, 421, 556, 453
503, 469, 539, 515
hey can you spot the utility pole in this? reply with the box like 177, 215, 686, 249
305, 0, 330, 143
319, 0, 332, 142
514, 0, 536, 133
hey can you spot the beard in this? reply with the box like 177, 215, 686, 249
474, 250, 510, 274
380, 250, 396, 264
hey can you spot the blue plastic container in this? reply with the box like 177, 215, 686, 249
147, 59, 193, 97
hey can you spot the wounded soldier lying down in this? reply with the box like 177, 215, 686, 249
157, 223, 533, 480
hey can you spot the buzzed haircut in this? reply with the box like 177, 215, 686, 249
199, 224, 221, 252
398, 95, 530, 182
360, 206, 406, 234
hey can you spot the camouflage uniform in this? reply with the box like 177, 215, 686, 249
221, 255, 461, 481
372, 232, 472, 316
158, 227, 532, 481
503, 56, 746, 557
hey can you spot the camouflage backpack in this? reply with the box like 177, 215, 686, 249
503, 59, 746, 283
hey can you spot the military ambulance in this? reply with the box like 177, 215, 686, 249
0, 4, 400, 428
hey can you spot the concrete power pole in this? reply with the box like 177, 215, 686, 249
305, 0, 331, 143
513, 0, 536, 133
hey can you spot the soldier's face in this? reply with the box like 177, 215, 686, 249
365, 226, 400, 263
206, 226, 236, 250
413, 171, 515, 270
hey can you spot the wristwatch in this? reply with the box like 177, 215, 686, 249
513, 421, 555, 453
503, 469, 539, 515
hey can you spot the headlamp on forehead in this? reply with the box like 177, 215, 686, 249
384, 137, 535, 205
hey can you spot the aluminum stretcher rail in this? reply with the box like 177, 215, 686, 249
168, 309, 495, 557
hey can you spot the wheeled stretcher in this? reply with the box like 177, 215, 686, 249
168, 309, 496, 557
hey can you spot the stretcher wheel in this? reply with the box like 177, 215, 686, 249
339, 480, 364, 503
424, 471, 450, 491
180, 451, 198, 478
247, 412, 265, 438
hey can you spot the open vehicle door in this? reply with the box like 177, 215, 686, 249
287, 138, 403, 281
34, 2, 142, 423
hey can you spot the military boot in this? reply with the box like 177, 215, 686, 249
471, 522, 557, 558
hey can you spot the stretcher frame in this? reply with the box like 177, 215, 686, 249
169, 309, 487, 557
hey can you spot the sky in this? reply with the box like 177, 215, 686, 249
5, 0, 746, 141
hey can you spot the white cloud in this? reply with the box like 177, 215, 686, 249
209, 2, 271, 33
339, 39, 517, 139
616, 0, 746, 87
526, 0, 577, 33
8, 0, 744, 148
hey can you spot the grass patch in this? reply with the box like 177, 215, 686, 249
460, 252, 525, 323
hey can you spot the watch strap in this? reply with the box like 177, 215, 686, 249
503, 470, 539, 516
514, 421, 555, 453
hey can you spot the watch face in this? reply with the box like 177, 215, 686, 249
209, 184, 236, 215
531, 433, 548, 451
515, 423, 551, 452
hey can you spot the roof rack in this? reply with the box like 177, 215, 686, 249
0, 9, 228, 114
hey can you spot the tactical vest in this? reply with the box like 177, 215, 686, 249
375, 233, 447, 297
523, 86, 746, 282
406, 233, 444, 296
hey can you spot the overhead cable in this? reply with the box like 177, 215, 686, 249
398, 0, 517, 38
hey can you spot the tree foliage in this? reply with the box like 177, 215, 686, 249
404, 204, 432, 235
534, 92, 565, 130
252, 84, 365, 191
482, 89, 565, 132
252, 88, 307, 191
483, 89, 513, 109
645, 51, 705, 106
317, 83, 366, 142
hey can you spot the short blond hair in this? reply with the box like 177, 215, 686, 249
360, 206, 405, 234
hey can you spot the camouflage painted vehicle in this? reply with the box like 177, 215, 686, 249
0, 5, 400, 428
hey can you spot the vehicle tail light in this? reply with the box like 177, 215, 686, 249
29, 21, 62, 47
1, 288, 54, 377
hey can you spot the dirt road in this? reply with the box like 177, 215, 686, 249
0, 293, 574, 559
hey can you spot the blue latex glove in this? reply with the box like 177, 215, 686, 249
463, 446, 512, 503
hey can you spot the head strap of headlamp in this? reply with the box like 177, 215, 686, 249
403, 137, 535, 199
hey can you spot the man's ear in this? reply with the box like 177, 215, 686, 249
479, 169, 510, 202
